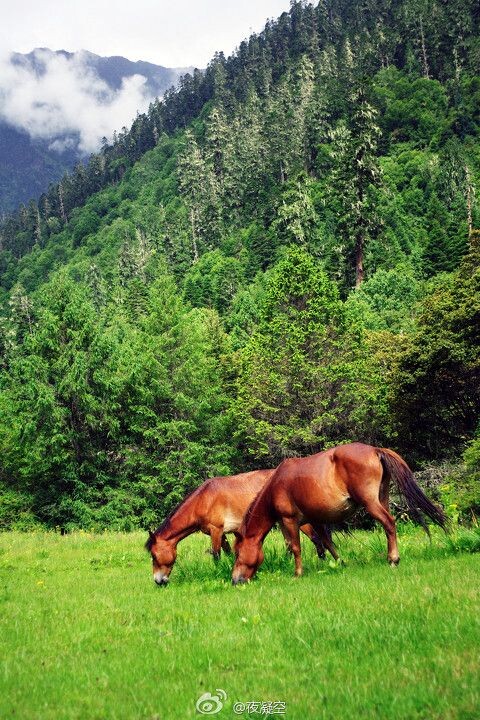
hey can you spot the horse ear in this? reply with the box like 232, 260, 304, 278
145, 529, 156, 551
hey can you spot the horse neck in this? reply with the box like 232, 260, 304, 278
244, 485, 276, 542
157, 494, 200, 545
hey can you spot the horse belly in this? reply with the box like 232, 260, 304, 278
314, 496, 357, 523
295, 483, 357, 523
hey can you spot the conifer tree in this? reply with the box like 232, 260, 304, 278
177, 129, 222, 258
329, 84, 383, 287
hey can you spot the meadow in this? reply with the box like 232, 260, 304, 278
1, 526, 479, 720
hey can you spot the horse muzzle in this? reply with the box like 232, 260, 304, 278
153, 572, 169, 586
231, 575, 247, 586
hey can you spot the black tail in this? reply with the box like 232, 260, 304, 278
377, 449, 447, 534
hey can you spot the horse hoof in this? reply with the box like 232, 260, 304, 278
389, 558, 400, 567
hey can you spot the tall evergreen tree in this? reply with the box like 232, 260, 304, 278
329, 84, 383, 286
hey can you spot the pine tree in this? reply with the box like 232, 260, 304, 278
87, 264, 107, 311
329, 84, 383, 287
272, 176, 318, 247
204, 105, 235, 221
229, 91, 266, 217
265, 74, 295, 183
291, 56, 316, 171
8, 284, 34, 345
177, 129, 222, 259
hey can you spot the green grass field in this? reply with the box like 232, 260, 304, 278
1, 526, 479, 720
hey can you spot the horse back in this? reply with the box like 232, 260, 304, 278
270, 443, 381, 522
197, 469, 275, 530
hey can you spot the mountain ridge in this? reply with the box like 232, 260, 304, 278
0, 49, 194, 213
10, 48, 195, 94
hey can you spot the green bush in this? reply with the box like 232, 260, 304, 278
0, 485, 41, 531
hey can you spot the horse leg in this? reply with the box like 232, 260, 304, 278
280, 520, 295, 554
221, 534, 232, 555
363, 498, 400, 566
312, 524, 339, 562
208, 525, 224, 562
300, 523, 326, 560
379, 477, 391, 513
280, 517, 303, 577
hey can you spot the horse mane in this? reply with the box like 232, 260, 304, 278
239, 482, 273, 537
144, 483, 205, 551
145, 534, 156, 552
243, 494, 260, 526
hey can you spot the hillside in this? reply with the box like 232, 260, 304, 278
0, 0, 479, 531
0, 49, 193, 213
0, 122, 78, 215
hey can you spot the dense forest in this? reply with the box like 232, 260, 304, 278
0, 0, 479, 531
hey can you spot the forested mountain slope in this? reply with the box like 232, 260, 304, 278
0, 0, 479, 530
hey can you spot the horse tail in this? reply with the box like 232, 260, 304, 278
377, 448, 447, 534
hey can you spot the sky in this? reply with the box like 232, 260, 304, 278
0, 0, 293, 68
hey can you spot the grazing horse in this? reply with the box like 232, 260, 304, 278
145, 469, 336, 585
232, 443, 446, 584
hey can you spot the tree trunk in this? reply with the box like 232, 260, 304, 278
465, 165, 473, 237
419, 17, 430, 79
58, 184, 67, 224
355, 232, 364, 287
190, 207, 199, 262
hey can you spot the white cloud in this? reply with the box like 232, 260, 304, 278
0, 49, 155, 154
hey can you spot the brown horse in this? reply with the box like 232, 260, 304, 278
146, 469, 337, 584
232, 443, 446, 584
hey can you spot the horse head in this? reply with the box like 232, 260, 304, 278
231, 532, 264, 584
145, 530, 177, 586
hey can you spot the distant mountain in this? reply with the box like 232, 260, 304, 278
0, 124, 73, 213
0, 49, 194, 214
10, 48, 192, 97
